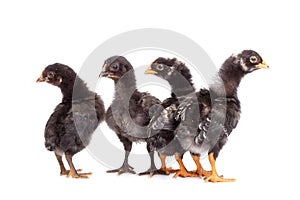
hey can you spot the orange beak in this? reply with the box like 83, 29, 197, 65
36, 74, 45, 83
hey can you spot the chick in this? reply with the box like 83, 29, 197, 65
100, 56, 161, 175
37, 63, 105, 178
176, 50, 269, 182
144, 57, 204, 177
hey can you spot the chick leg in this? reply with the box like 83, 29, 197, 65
157, 154, 177, 174
148, 151, 157, 172
138, 151, 158, 176
107, 151, 136, 175
55, 153, 68, 176
65, 154, 92, 179
204, 153, 235, 182
139, 153, 176, 177
173, 153, 197, 178
191, 154, 211, 177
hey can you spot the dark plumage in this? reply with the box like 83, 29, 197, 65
175, 50, 269, 182
37, 63, 105, 178
100, 56, 161, 175
143, 57, 198, 177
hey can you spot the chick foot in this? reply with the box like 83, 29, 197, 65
60, 169, 92, 178
191, 154, 211, 177
64, 154, 92, 179
66, 169, 92, 179
204, 174, 235, 183
139, 152, 159, 177
138, 166, 158, 177
60, 169, 78, 176
107, 163, 136, 175
139, 167, 176, 177
192, 169, 212, 177
173, 153, 197, 178
156, 167, 177, 175
173, 168, 198, 178
205, 153, 235, 182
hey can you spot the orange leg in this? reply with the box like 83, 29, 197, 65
65, 154, 92, 179
191, 154, 211, 177
146, 154, 176, 178
159, 154, 176, 175
173, 153, 197, 178
55, 153, 86, 176
204, 153, 235, 183
55, 153, 68, 175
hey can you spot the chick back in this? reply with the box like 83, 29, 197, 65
45, 94, 104, 156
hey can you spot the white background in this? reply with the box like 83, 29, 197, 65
1, 0, 299, 199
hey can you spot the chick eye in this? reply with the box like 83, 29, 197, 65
47, 71, 55, 79
156, 64, 164, 71
111, 65, 119, 70
249, 56, 258, 64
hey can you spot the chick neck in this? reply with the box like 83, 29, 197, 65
210, 58, 245, 98
60, 77, 93, 103
167, 71, 195, 97
113, 70, 137, 101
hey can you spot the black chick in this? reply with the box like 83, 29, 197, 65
37, 63, 105, 178
176, 50, 269, 182
143, 57, 199, 178
100, 56, 161, 175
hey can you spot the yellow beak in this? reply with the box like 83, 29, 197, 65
144, 66, 158, 75
255, 60, 269, 69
